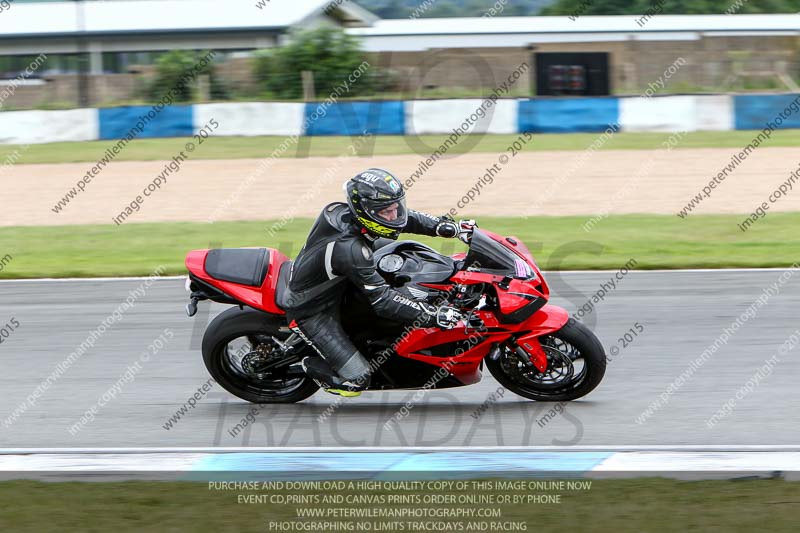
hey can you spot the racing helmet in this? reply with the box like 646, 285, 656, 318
345, 168, 407, 240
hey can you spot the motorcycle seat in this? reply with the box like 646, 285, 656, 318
205, 248, 269, 287
274, 260, 293, 310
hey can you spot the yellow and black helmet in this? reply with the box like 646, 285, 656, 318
345, 168, 407, 240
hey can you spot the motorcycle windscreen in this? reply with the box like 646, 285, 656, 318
464, 229, 533, 279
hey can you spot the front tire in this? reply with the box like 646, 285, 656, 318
202, 307, 319, 403
486, 318, 606, 401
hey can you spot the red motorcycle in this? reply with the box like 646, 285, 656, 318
184, 228, 606, 403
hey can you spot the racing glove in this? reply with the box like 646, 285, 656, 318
456, 219, 476, 243
435, 217, 459, 238
420, 303, 463, 329
436, 215, 477, 242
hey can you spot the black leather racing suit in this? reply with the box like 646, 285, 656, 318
283, 202, 444, 386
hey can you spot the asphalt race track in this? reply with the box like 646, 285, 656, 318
1, 270, 798, 448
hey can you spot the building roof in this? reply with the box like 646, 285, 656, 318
351, 14, 800, 36
349, 14, 800, 51
2, 5, 798, 50
0, 0, 368, 39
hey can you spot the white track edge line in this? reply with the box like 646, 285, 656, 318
2, 445, 800, 455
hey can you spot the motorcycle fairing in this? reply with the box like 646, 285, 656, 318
394, 304, 570, 385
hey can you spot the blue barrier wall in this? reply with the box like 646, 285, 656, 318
98, 105, 194, 140
303, 101, 405, 136
11, 94, 800, 145
734, 94, 800, 131
518, 97, 619, 133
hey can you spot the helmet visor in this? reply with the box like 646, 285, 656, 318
365, 197, 407, 228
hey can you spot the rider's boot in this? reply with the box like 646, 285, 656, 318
301, 356, 366, 397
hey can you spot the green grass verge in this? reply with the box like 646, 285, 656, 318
1, 213, 798, 279
0, 478, 798, 532
3, 130, 800, 165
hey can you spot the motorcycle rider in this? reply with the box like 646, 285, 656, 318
284, 168, 475, 397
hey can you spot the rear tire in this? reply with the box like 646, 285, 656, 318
486, 318, 606, 402
202, 307, 319, 403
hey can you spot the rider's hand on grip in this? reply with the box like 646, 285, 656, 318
420, 303, 462, 329
457, 219, 476, 243
435, 219, 459, 238
434, 306, 462, 329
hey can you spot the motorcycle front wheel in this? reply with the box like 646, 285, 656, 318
485, 318, 606, 401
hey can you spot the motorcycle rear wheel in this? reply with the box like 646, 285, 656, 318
202, 307, 319, 403
485, 318, 606, 401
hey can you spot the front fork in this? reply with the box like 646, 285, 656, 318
511, 334, 549, 373
503, 304, 571, 373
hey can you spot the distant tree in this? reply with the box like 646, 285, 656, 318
148, 50, 228, 102
354, 0, 558, 17
424, 3, 461, 17
253, 27, 375, 99
149, 51, 197, 102
540, 0, 800, 16
359, 0, 411, 18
